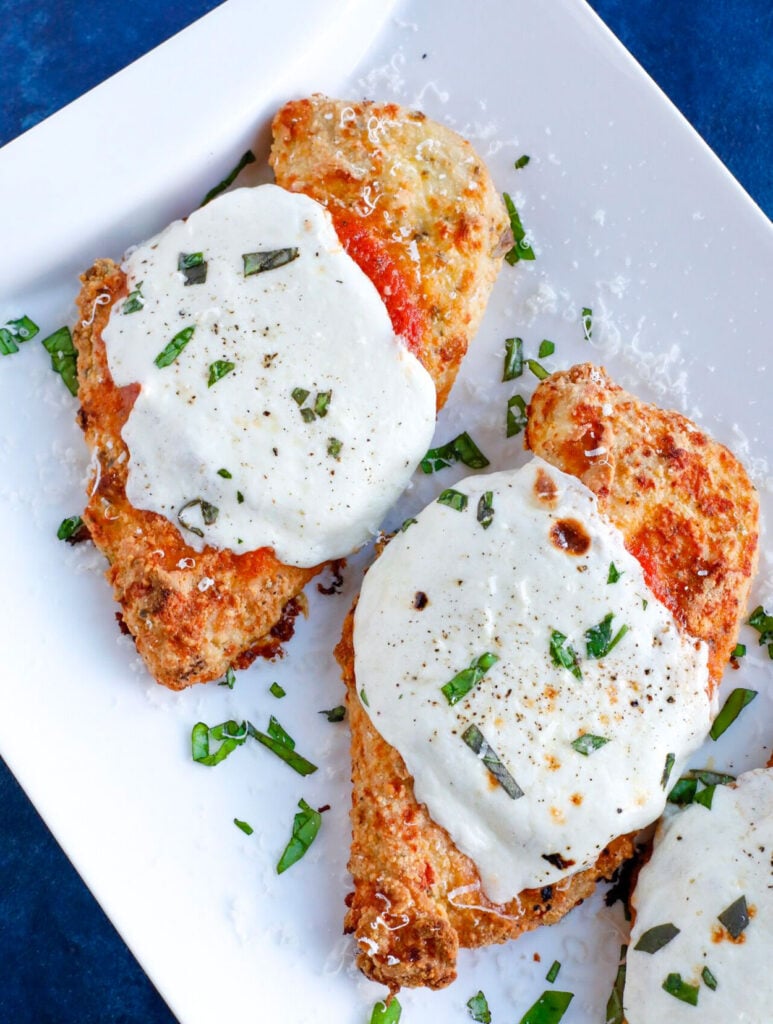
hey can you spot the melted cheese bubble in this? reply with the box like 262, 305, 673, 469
626, 769, 773, 1024
102, 185, 436, 566
354, 458, 713, 902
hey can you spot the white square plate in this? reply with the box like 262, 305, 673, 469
1, 2, 771, 1022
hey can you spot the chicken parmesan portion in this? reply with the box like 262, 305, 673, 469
270, 95, 510, 409
625, 768, 773, 1024
336, 364, 758, 990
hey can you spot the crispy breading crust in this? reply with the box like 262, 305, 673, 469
74, 260, 318, 690
73, 100, 506, 689
336, 363, 758, 990
270, 95, 510, 409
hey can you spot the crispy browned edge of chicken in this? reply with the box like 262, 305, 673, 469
72, 97, 506, 690
270, 95, 510, 410
334, 362, 759, 990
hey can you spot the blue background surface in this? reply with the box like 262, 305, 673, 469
0, 2, 770, 1022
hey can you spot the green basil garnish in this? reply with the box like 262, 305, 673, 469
243, 248, 299, 276
514, 155, 530, 169
208, 360, 235, 386
585, 613, 628, 659
191, 720, 248, 765
517, 990, 573, 1023
731, 643, 746, 658
236, 490, 245, 504
57, 514, 85, 541
710, 688, 757, 740
400, 517, 417, 532
605, 946, 627, 1024
217, 467, 232, 479
122, 282, 144, 314
667, 776, 698, 805
1, 315, 39, 353
702, 966, 718, 991
276, 798, 322, 874
662, 973, 699, 1006
249, 719, 318, 776
234, 818, 253, 835
41, 326, 78, 395
270, 682, 286, 699
503, 336, 524, 380
634, 922, 680, 954
441, 652, 499, 705
467, 991, 491, 1022
668, 768, 735, 806
718, 895, 749, 938
462, 724, 523, 799
502, 192, 536, 264
155, 325, 195, 368
571, 733, 609, 756
421, 431, 490, 474
545, 960, 561, 983
538, 339, 555, 358
661, 752, 676, 789
550, 630, 582, 680
582, 306, 593, 340
747, 604, 773, 657
527, 358, 549, 381
177, 497, 218, 538
437, 488, 468, 512
200, 149, 256, 206
319, 706, 346, 722
477, 491, 495, 529
507, 394, 528, 437
607, 562, 622, 584
369, 997, 401, 1024
292, 387, 310, 406
314, 390, 331, 417
218, 666, 236, 689
327, 437, 343, 460
178, 251, 207, 286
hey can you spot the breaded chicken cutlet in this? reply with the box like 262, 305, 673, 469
73, 96, 508, 690
335, 363, 759, 991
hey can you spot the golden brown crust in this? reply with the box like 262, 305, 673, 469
270, 95, 509, 409
337, 363, 758, 990
74, 260, 318, 690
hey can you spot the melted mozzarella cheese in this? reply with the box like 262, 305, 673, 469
102, 185, 436, 566
625, 769, 773, 1024
353, 458, 712, 903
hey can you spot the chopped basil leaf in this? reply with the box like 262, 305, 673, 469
300, 407, 315, 423
462, 724, 524, 799
359, 688, 370, 707
748, 604, 773, 657
178, 251, 207, 286
503, 336, 524, 380
527, 358, 549, 381
515, 154, 531, 169
234, 818, 253, 835
605, 946, 627, 1024
661, 752, 676, 789
269, 682, 286, 698
237, 490, 245, 504
507, 394, 528, 437
177, 497, 218, 538
421, 431, 490, 474
694, 784, 716, 809
731, 643, 746, 658
709, 687, 758, 740
200, 149, 256, 206
691, 768, 736, 785
545, 960, 561, 983
154, 325, 195, 368
585, 613, 628, 659
607, 562, 623, 584
400, 517, 417, 532
243, 248, 300, 277
191, 720, 248, 766
57, 514, 84, 541
582, 306, 593, 340
327, 437, 343, 460
502, 192, 536, 264
668, 776, 698, 805
217, 467, 232, 479
314, 390, 331, 417
122, 282, 144, 314
41, 326, 78, 395
437, 488, 468, 512
571, 733, 609, 756
319, 705, 346, 722
207, 360, 235, 387
218, 666, 236, 689
1, 315, 39, 355
662, 973, 699, 1006
477, 491, 495, 529
634, 922, 680, 954
702, 966, 718, 991
550, 630, 582, 680
276, 798, 322, 874
517, 990, 573, 1023
247, 720, 318, 776
441, 652, 499, 705
718, 895, 749, 938
369, 997, 401, 1024
292, 387, 310, 406
538, 339, 555, 358
467, 990, 491, 1022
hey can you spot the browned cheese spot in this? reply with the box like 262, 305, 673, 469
550, 517, 591, 556
534, 467, 559, 507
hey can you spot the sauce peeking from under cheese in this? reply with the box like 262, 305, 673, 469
626, 769, 772, 1024
102, 185, 436, 566
353, 458, 713, 903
